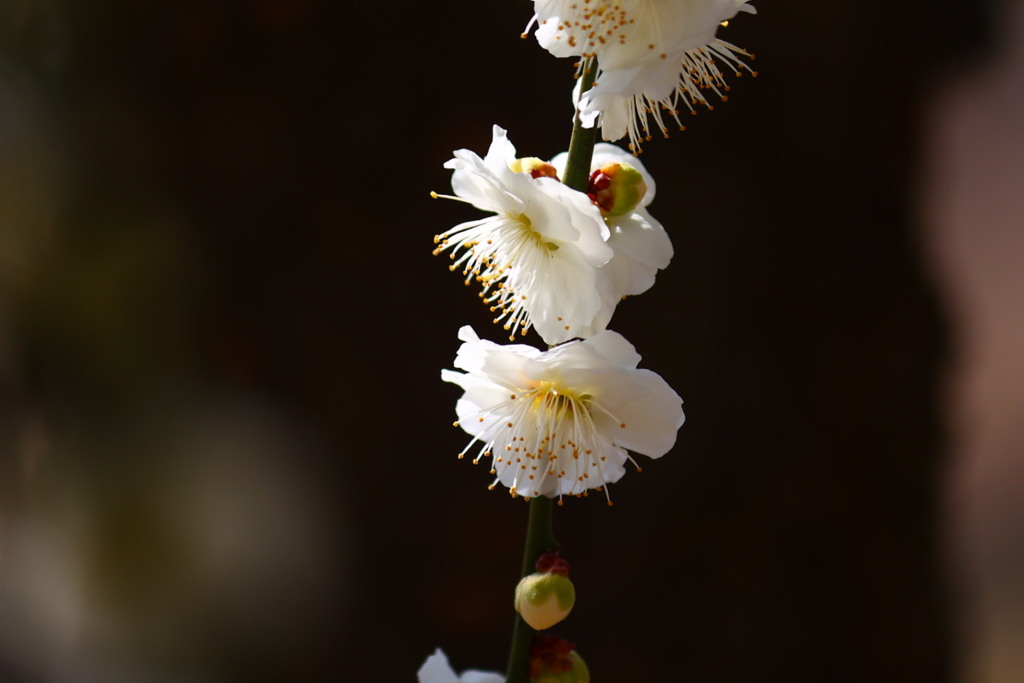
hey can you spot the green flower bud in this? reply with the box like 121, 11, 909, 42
514, 571, 576, 630
530, 637, 590, 683
510, 157, 559, 179
534, 650, 590, 683
588, 162, 647, 216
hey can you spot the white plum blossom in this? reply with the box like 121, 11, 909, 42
442, 326, 684, 501
418, 649, 504, 683
434, 128, 675, 345
529, 0, 756, 150
550, 143, 672, 299
434, 125, 616, 346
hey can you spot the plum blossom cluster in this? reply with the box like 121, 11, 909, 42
435, 126, 684, 503
529, 0, 757, 151
424, 3, 757, 678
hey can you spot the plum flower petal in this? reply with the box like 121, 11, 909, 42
442, 326, 684, 501
418, 649, 505, 683
434, 126, 616, 345
532, 0, 756, 150
550, 143, 672, 299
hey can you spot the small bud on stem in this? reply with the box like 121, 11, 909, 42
587, 162, 647, 216
530, 635, 590, 683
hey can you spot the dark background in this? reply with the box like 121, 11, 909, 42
0, 0, 993, 681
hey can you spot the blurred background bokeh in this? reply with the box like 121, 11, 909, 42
0, 0, 1020, 681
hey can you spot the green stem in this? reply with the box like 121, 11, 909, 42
505, 496, 558, 683
504, 59, 600, 683
560, 58, 600, 193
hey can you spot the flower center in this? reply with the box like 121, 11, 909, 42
530, 381, 590, 415
515, 214, 560, 253
483, 381, 611, 496
453, 375, 633, 503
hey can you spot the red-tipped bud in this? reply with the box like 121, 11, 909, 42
510, 157, 559, 179
530, 636, 590, 683
535, 550, 571, 577
587, 162, 647, 216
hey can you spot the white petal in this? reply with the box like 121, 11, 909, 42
551, 434, 629, 497
534, 14, 582, 59
549, 180, 613, 259
457, 325, 480, 344
601, 211, 673, 297
440, 367, 469, 388
483, 125, 517, 174
575, 79, 602, 131
662, 0, 748, 53
565, 285, 618, 340
449, 332, 537, 386
609, 210, 671, 269
509, 174, 585, 245
523, 331, 638, 379
418, 649, 460, 683
592, 443, 629, 490
589, 1, 668, 71
601, 252, 654, 300
590, 368, 684, 456
596, 56, 680, 106
524, 247, 606, 345
582, 330, 642, 368
448, 153, 520, 216
588, 92, 630, 142
461, 672, 505, 683
452, 391, 510, 439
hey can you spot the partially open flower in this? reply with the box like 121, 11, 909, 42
442, 326, 684, 501
530, 0, 756, 150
